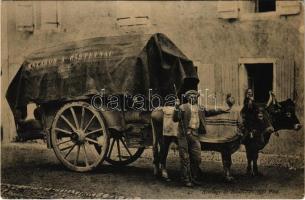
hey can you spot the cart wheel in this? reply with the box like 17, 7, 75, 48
51, 102, 109, 172
105, 132, 145, 166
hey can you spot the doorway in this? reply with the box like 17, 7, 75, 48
245, 63, 273, 103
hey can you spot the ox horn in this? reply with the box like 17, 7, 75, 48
266, 91, 274, 107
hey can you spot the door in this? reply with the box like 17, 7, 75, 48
245, 63, 273, 104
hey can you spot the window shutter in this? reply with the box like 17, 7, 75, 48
116, 16, 150, 27
196, 62, 216, 106
217, 1, 239, 19
276, 56, 295, 101
238, 64, 248, 106
41, 2, 60, 30
16, 3, 34, 32
277, 1, 301, 16
115, 3, 151, 33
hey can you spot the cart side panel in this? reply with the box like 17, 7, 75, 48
100, 110, 126, 132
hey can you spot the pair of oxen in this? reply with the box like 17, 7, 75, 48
151, 93, 302, 182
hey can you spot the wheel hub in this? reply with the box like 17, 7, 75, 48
71, 130, 86, 144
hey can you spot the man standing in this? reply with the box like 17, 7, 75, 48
173, 90, 231, 186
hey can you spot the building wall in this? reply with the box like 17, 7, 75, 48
1, 1, 304, 157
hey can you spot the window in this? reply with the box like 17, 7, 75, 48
255, 0, 276, 13
16, 3, 35, 32
15, 2, 61, 33
217, 1, 239, 19
116, 16, 150, 28
278, 1, 301, 16
40, 2, 60, 30
115, 2, 151, 33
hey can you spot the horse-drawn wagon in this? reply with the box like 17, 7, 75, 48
6, 33, 199, 172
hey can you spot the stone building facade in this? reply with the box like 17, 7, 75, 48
1, 1, 304, 158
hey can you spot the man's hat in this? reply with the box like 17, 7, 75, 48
185, 90, 199, 98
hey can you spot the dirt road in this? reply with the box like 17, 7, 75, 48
1, 143, 304, 199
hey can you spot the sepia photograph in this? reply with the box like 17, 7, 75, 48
1, 0, 304, 199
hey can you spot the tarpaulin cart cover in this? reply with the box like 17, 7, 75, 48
6, 33, 199, 116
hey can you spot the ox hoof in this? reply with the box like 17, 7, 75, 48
253, 171, 264, 177
224, 176, 235, 183
246, 169, 255, 177
161, 171, 171, 182
153, 165, 159, 177
183, 181, 194, 188
161, 177, 172, 182
191, 179, 202, 186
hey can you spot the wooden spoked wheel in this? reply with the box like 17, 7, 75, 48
105, 132, 145, 166
51, 102, 109, 172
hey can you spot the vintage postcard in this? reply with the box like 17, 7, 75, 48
1, 1, 304, 199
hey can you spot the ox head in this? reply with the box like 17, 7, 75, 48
266, 92, 302, 131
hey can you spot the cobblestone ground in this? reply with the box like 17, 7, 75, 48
1, 183, 129, 199
1, 142, 304, 199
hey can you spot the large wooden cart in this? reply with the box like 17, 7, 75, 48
6, 33, 199, 172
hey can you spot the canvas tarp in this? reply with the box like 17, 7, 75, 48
6, 33, 199, 115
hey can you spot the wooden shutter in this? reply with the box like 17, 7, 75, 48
115, 2, 151, 33
238, 63, 248, 106
276, 56, 295, 101
40, 2, 60, 30
217, 1, 239, 19
116, 16, 150, 27
16, 3, 34, 32
277, 1, 301, 16
196, 62, 216, 106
